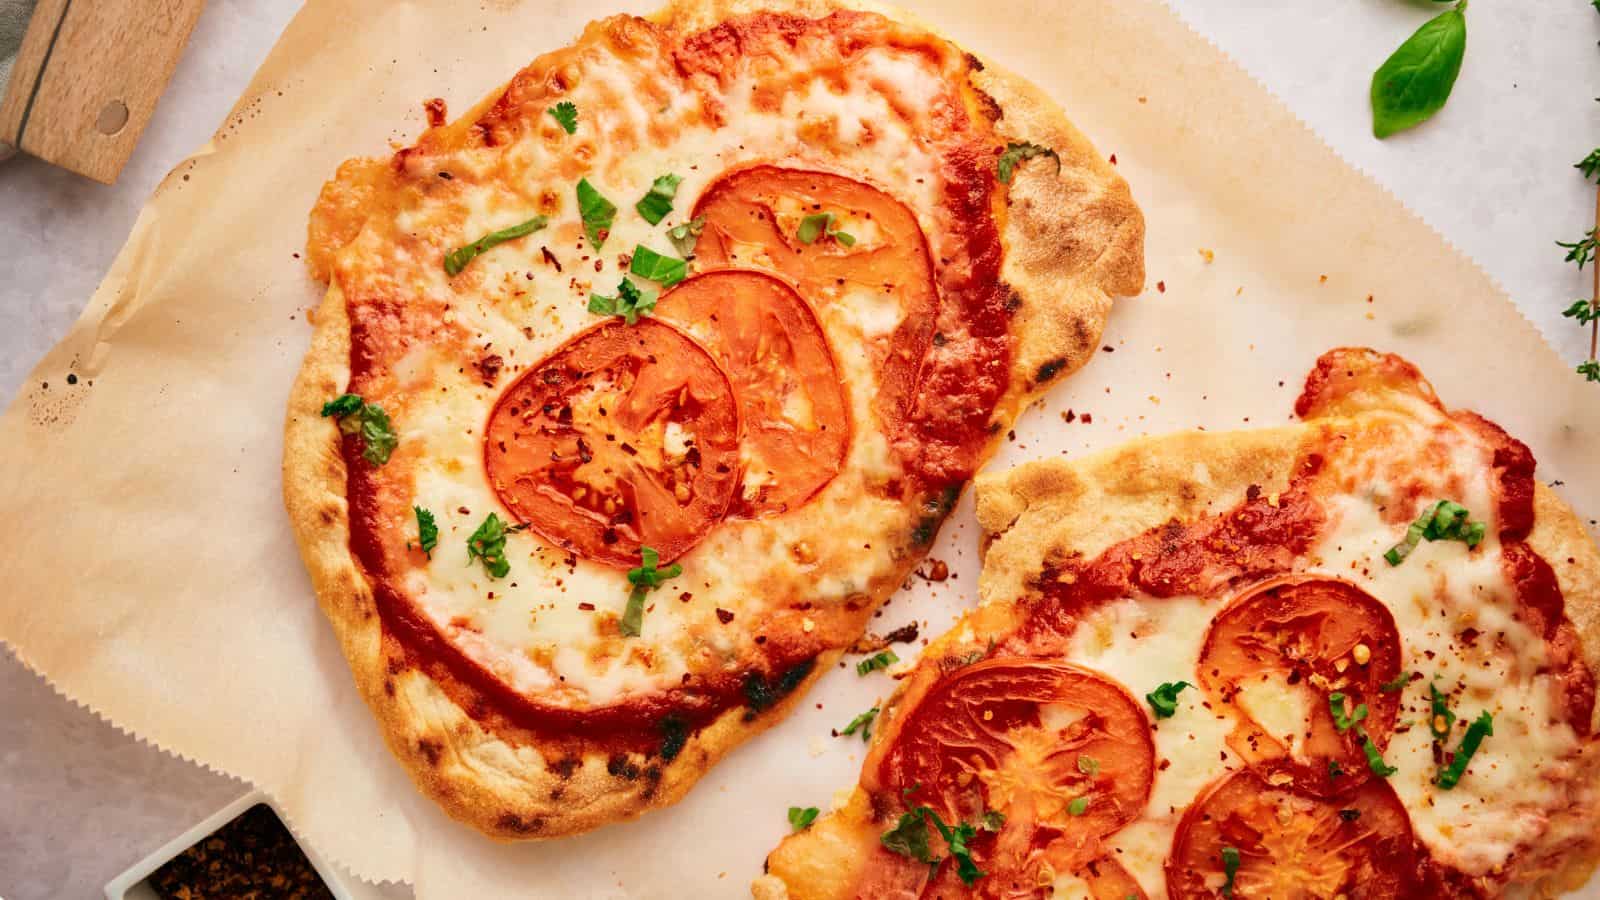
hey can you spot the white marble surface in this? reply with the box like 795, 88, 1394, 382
1, 1, 1597, 898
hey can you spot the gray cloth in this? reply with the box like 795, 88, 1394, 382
0, 0, 38, 101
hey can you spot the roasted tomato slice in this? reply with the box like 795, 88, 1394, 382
653, 270, 850, 518
866, 660, 1155, 896
483, 319, 740, 567
1197, 578, 1404, 796
1167, 767, 1418, 899
692, 166, 938, 435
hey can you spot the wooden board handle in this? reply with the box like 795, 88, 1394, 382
0, 0, 207, 184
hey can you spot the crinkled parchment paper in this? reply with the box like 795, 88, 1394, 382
2, 0, 1597, 897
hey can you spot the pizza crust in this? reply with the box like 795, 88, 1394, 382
284, 0, 1142, 840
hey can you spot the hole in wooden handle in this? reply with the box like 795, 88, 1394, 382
97, 100, 130, 136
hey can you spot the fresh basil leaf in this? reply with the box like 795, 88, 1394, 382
629, 245, 689, 287
444, 216, 548, 276
856, 650, 898, 676
358, 404, 398, 466
796, 212, 855, 247
667, 215, 706, 258
1066, 797, 1089, 816
1370, 5, 1467, 139
589, 278, 658, 325
577, 178, 617, 249
787, 806, 820, 832
321, 393, 363, 418
1220, 846, 1241, 897
635, 174, 682, 225
1145, 681, 1191, 719
414, 506, 438, 559
548, 101, 578, 135
997, 141, 1060, 184
881, 808, 933, 863
1435, 711, 1493, 789
466, 512, 511, 579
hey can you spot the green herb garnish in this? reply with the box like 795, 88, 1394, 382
1429, 682, 1458, 742
1220, 846, 1241, 897
1436, 711, 1493, 789
796, 212, 855, 247
667, 215, 706, 258
1145, 681, 1191, 719
1066, 797, 1089, 817
414, 506, 438, 560
996, 141, 1060, 184
635, 174, 682, 225
444, 216, 549, 276
1384, 499, 1486, 565
880, 804, 988, 886
1358, 727, 1398, 778
621, 545, 681, 637
629, 245, 688, 288
1077, 755, 1101, 776
787, 806, 820, 831
588, 278, 658, 324
1560, 230, 1598, 270
840, 706, 880, 741
321, 394, 397, 465
1329, 692, 1369, 733
880, 807, 934, 863
548, 101, 578, 134
466, 513, 512, 579
978, 810, 1005, 831
857, 650, 899, 676
1379, 671, 1413, 692
320, 394, 364, 418
577, 178, 617, 249
1563, 299, 1600, 325
1370, 2, 1468, 139
1577, 148, 1600, 182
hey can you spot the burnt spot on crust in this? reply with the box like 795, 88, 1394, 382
319, 507, 338, 525
658, 714, 690, 762
383, 678, 396, 697
742, 658, 817, 721
1004, 292, 1023, 314
606, 753, 642, 780
970, 85, 1003, 124
547, 756, 581, 779
640, 765, 664, 801
495, 813, 546, 835
1035, 357, 1068, 384
417, 738, 444, 766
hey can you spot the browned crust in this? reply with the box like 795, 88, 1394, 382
284, 0, 1143, 841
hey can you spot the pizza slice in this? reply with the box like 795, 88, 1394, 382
283, 0, 1143, 839
756, 348, 1600, 898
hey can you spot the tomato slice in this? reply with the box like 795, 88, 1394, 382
483, 319, 741, 567
653, 270, 850, 518
868, 660, 1155, 894
692, 166, 938, 438
1167, 767, 1419, 899
1197, 578, 1404, 796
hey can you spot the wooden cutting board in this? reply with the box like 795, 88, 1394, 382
0, 0, 207, 184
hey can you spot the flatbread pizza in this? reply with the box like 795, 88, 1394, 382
283, 0, 1143, 839
756, 348, 1600, 899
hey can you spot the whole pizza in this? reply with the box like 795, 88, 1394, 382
283, 0, 1143, 838
756, 349, 1600, 899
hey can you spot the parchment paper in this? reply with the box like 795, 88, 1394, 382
2, 0, 1597, 897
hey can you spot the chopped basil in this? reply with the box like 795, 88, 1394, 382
1358, 728, 1398, 777
548, 101, 578, 134
320, 393, 363, 418
880, 808, 933, 863
588, 278, 658, 325
414, 506, 438, 560
1145, 681, 1191, 719
996, 141, 1061, 184
667, 215, 706, 258
1067, 797, 1089, 816
856, 649, 898, 676
466, 513, 512, 579
629, 245, 689, 288
840, 706, 879, 741
1429, 682, 1458, 742
1077, 755, 1101, 776
796, 212, 855, 247
1379, 671, 1413, 693
621, 545, 682, 637
321, 394, 397, 465
1436, 711, 1493, 789
787, 806, 820, 832
880, 803, 989, 887
1329, 692, 1369, 733
978, 810, 1005, 832
635, 174, 682, 225
577, 178, 617, 249
1220, 846, 1241, 897
1384, 499, 1486, 565
444, 215, 549, 276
